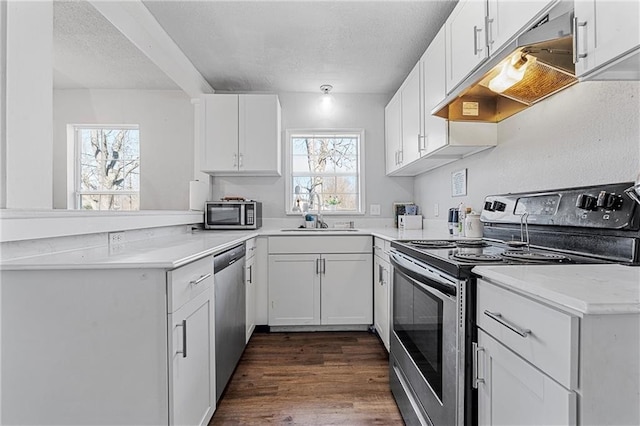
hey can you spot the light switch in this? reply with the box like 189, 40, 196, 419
370, 204, 381, 216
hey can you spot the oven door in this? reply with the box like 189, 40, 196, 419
390, 250, 460, 426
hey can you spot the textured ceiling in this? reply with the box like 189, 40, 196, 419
53, 0, 458, 95
53, 0, 179, 90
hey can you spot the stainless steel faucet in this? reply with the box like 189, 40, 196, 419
310, 191, 325, 228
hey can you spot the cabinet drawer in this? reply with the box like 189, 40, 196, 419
269, 236, 372, 254
246, 237, 257, 259
373, 237, 391, 262
477, 279, 578, 389
167, 255, 214, 313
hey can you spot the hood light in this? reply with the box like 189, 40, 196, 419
488, 53, 534, 93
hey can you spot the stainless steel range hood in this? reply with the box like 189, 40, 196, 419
434, 8, 578, 123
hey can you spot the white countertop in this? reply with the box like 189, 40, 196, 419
473, 264, 640, 315
0, 225, 453, 270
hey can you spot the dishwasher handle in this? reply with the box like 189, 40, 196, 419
214, 244, 246, 273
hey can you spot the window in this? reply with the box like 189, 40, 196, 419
287, 130, 364, 214
74, 125, 140, 210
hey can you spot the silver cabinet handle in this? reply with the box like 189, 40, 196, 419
321, 258, 326, 274
247, 264, 253, 284
315, 258, 320, 275
472, 342, 484, 388
484, 310, 531, 337
398, 150, 403, 165
189, 273, 211, 286
573, 16, 588, 64
176, 319, 187, 358
485, 16, 494, 48
378, 264, 384, 284
233, 153, 238, 167
473, 25, 483, 55
239, 153, 244, 168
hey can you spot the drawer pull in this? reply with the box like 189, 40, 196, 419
189, 273, 212, 286
484, 310, 531, 337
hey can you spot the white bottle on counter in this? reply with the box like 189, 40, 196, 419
457, 203, 466, 236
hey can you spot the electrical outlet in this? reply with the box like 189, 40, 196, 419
434, 203, 439, 217
370, 204, 381, 216
108, 232, 125, 251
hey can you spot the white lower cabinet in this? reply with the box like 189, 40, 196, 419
0, 256, 216, 425
268, 236, 373, 327
475, 277, 640, 426
373, 237, 391, 351
477, 329, 576, 426
245, 237, 257, 341
169, 288, 215, 426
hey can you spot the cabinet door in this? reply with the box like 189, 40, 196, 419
268, 254, 321, 325
477, 330, 576, 426
445, 0, 488, 93
421, 26, 448, 155
238, 94, 282, 175
245, 253, 256, 342
169, 288, 215, 426
373, 256, 390, 351
201, 94, 239, 173
574, 0, 640, 78
321, 253, 373, 325
401, 62, 422, 165
385, 91, 402, 174
487, 0, 555, 55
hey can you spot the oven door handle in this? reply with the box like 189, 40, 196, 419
390, 250, 457, 297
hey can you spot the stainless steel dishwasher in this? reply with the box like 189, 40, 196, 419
213, 243, 246, 402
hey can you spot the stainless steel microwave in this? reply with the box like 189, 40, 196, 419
204, 201, 262, 230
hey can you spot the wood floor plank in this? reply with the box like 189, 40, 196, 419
209, 331, 403, 425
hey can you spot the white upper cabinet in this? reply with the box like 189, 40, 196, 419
421, 26, 448, 156
445, 0, 489, 94
400, 62, 422, 166
574, 0, 640, 80
201, 94, 281, 176
384, 91, 403, 174
486, 0, 556, 56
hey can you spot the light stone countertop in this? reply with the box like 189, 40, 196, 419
3, 225, 638, 317
473, 264, 640, 315
0, 226, 454, 270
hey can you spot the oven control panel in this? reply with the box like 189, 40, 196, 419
481, 182, 638, 229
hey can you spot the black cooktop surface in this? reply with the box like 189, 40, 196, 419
391, 239, 611, 279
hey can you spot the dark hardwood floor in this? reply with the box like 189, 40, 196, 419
209, 331, 404, 425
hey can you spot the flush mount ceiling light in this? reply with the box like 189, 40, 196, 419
318, 84, 335, 115
320, 84, 333, 94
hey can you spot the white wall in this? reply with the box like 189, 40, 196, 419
4, 1, 53, 209
53, 89, 195, 210
414, 81, 640, 219
210, 92, 414, 219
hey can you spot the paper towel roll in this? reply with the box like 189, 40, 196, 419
189, 180, 209, 211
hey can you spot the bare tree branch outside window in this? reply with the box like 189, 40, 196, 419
76, 126, 140, 210
290, 132, 361, 213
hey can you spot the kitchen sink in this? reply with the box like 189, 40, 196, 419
280, 228, 360, 232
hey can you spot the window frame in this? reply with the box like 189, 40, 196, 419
73, 124, 140, 211
285, 129, 366, 216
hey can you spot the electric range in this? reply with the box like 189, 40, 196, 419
388, 182, 639, 426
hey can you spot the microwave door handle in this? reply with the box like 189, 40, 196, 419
240, 204, 246, 226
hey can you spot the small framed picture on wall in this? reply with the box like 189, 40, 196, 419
452, 169, 467, 197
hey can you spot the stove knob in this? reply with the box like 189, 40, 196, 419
484, 201, 494, 211
492, 201, 507, 212
576, 194, 597, 210
596, 191, 623, 210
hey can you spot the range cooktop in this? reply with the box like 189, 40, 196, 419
391, 238, 611, 279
